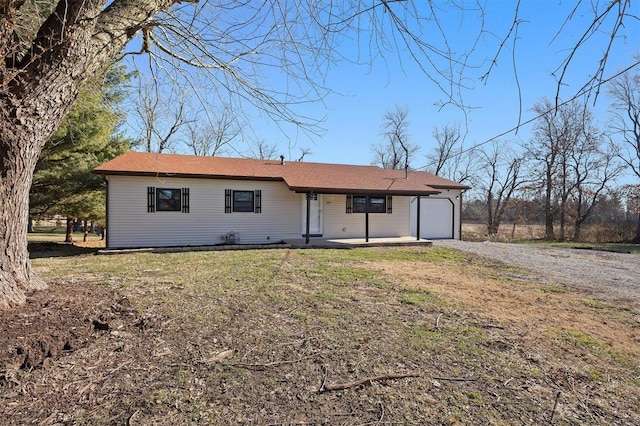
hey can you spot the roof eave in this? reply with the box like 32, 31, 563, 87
427, 184, 471, 190
92, 170, 285, 182
287, 186, 441, 196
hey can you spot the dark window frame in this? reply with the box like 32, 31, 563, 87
352, 195, 387, 214
156, 188, 182, 212
233, 190, 255, 213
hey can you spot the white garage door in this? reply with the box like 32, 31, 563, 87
410, 198, 454, 239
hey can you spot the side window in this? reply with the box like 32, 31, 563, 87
148, 187, 189, 213
225, 189, 262, 213
233, 190, 254, 212
156, 188, 182, 211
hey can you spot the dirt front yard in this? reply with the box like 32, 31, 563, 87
2, 245, 639, 425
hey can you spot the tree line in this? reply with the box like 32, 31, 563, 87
372, 68, 640, 243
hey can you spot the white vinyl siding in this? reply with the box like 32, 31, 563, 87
106, 176, 301, 248
322, 194, 410, 238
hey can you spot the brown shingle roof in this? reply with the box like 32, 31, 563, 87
94, 152, 469, 195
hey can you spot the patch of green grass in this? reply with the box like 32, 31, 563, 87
411, 320, 487, 356
297, 246, 468, 263
582, 299, 614, 310
483, 263, 533, 282
399, 288, 439, 305
540, 284, 567, 294
585, 367, 605, 382
329, 265, 388, 286
418, 247, 468, 263
467, 391, 482, 400
581, 299, 633, 312
556, 329, 631, 364
311, 287, 337, 302
292, 311, 308, 321
453, 324, 489, 353
291, 263, 390, 289
411, 322, 442, 349
561, 329, 601, 347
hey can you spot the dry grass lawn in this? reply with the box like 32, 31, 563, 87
1, 245, 639, 425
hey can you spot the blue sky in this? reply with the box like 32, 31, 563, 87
124, 1, 640, 169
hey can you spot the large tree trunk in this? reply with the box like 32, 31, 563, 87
573, 219, 583, 242
633, 213, 640, 244
559, 201, 566, 241
0, 0, 178, 307
65, 217, 74, 243
544, 173, 555, 240
0, 139, 48, 308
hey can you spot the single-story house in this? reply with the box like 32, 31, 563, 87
93, 152, 469, 249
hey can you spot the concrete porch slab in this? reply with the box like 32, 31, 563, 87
285, 236, 433, 249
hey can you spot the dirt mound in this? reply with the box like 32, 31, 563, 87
0, 281, 134, 372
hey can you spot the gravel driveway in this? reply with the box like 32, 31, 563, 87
433, 240, 640, 305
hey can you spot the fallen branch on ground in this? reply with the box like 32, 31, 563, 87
318, 372, 420, 393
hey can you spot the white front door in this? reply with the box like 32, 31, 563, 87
301, 194, 323, 236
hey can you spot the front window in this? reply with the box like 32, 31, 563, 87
233, 190, 254, 212
353, 195, 386, 213
156, 188, 181, 211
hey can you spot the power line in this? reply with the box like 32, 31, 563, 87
416, 60, 640, 172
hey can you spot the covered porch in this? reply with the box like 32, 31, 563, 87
299, 191, 439, 244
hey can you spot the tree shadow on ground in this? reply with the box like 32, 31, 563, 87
28, 242, 99, 259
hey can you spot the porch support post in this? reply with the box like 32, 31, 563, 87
305, 193, 311, 244
104, 177, 110, 248
416, 195, 421, 241
365, 195, 370, 243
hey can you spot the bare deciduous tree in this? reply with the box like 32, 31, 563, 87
608, 68, 640, 242
568, 141, 621, 241
474, 142, 526, 236
527, 99, 613, 241
527, 99, 576, 240
296, 147, 312, 162
250, 140, 280, 160
622, 184, 640, 240
371, 106, 420, 170
427, 124, 461, 175
185, 107, 240, 157
132, 83, 192, 153
425, 123, 475, 184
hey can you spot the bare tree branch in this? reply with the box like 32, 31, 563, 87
552, 0, 631, 106
249, 139, 279, 160
371, 105, 420, 170
424, 123, 476, 184
185, 107, 240, 156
